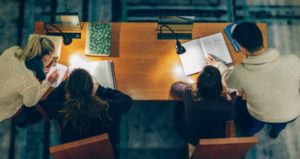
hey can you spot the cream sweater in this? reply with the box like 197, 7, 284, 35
214, 48, 300, 122
0, 46, 51, 121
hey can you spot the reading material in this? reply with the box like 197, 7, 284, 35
48, 59, 116, 89
47, 63, 68, 88
224, 23, 240, 52
69, 60, 116, 89
85, 23, 112, 56
180, 33, 232, 76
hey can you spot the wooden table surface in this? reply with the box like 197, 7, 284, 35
36, 22, 268, 100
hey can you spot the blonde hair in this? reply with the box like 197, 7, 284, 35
16, 34, 55, 61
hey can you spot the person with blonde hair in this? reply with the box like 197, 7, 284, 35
0, 34, 59, 121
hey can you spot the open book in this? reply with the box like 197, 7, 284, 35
179, 33, 232, 76
47, 60, 116, 89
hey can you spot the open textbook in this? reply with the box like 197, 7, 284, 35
47, 60, 116, 89
179, 33, 233, 76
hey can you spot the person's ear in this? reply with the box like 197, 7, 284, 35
240, 47, 249, 55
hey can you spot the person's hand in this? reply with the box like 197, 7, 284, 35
92, 81, 100, 95
62, 68, 69, 81
47, 69, 59, 84
206, 54, 217, 65
44, 61, 54, 74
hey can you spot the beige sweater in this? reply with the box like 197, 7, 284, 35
0, 46, 51, 121
214, 48, 300, 122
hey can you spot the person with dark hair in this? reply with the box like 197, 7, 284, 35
171, 66, 235, 146
40, 69, 132, 158
0, 34, 58, 122
207, 22, 300, 139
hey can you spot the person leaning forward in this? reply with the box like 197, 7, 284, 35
207, 22, 300, 139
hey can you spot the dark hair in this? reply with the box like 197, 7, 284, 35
197, 66, 222, 100
60, 69, 111, 135
232, 22, 263, 53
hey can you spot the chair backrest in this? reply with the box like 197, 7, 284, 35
190, 120, 258, 159
50, 133, 114, 159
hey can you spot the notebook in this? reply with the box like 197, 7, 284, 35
85, 23, 112, 56
224, 22, 240, 52
179, 33, 233, 76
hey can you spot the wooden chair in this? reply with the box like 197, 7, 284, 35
190, 120, 258, 159
50, 133, 115, 159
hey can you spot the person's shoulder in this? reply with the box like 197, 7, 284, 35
280, 53, 299, 62
1, 46, 22, 62
3, 46, 21, 55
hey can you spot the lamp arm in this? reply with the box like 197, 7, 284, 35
159, 24, 186, 54
43, 23, 64, 35
43, 23, 72, 45
159, 24, 179, 42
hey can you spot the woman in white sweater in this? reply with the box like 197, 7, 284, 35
207, 22, 300, 139
0, 35, 58, 121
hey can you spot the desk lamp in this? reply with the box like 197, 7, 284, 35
158, 24, 186, 54
44, 23, 72, 45
42, 12, 82, 45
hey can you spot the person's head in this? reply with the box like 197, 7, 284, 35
197, 66, 222, 100
232, 22, 264, 54
61, 69, 111, 135
17, 34, 55, 66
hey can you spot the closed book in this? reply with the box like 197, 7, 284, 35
224, 23, 240, 52
85, 23, 112, 56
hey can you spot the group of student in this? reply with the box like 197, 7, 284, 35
0, 22, 300, 158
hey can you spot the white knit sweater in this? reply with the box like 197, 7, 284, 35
214, 48, 300, 122
0, 46, 51, 121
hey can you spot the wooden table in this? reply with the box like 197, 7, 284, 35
36, 22, 268, 100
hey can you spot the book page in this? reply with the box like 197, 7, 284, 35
69, 60, 115, 89
180, 39, 206, 76
199, 33, 233, 64
88, 61, 115, 89
47, 63, 68, 87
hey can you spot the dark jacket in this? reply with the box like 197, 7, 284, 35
171, 82, 235, 145
41, 82, 132, 143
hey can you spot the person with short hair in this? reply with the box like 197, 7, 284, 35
171, 66, 235, 146
0, 34, 58, 121
207, 22, 300, 138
